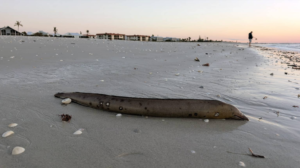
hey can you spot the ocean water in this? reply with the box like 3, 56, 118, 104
258, 43, 300, 52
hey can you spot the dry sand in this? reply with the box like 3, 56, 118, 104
0, 36, 300, 168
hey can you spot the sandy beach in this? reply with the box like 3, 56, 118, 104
1, 36, 300, 168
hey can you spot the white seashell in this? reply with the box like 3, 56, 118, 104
191, 150, 196, 154
8, 123, 18, 127
62, 98, 72, 104
10, 56, 15, 59
2, 131, 14, 137
204, 119, 209, 123
12, 146, 25, 155
239, 161, 246, 167
73, 129, 84, 135
175, 73, 180, 76
116, 114, 122, 117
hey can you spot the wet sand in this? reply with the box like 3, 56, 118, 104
0, 36, 300, 168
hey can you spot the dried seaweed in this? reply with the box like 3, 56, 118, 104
194, 57, 200, 62
202, 63, 209, 66
59, 114, 72, 122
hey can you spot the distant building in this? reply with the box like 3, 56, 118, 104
151, 36, 164, 42
96, 33, 125, 40
0, 26, 23, 36
80, 34, 96, 38
163, 37, 180, 42
127, 35, 150, 41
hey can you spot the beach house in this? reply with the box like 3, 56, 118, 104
0, 26, 23, 36
127, 35, 150, 41
96, 33, 125, 40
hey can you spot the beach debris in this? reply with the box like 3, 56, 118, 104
204, 119, 209, 123
293, 105, 299, 108
199, 86, 204, 89
248, 148, 265, 158
73, 128, 84, 135
275, 111, 280, 117
217, 95, 221, 98
61, 98, 72, 105
175, 73, 180, 76
59, 114, 72, 122
298, 94, 300, 98
206, 53, 208, 55
202, 63, 209, 66
8, 123, 18, 127
270, 73, 274, 76
191, 150, 196, 154
116, 113, 122, 117
239, 161, 246, 167
194, 57, 200, 62
197, 44, 200, 46
2, 131, 14, 138
10, 56, 15, 59
215, 113, 219, 117
291, 116, 297, 120
263, 96, 268, 99
12, 146, 25, 155
284, 72, 288, 75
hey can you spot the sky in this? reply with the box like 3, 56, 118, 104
1, 0, 300, 43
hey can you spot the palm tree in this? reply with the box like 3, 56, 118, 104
53, 27, 58, 36
14, 21, 23, 31
188, 37, 191, 41
86, 30, 89, 35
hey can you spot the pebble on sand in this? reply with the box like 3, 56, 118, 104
116, 114, 122, 117
204, 119, 209, 123
12, 146, 25, 155
2, 130, 14, 138
8, 123, 18, 127
62, 98, 72, 104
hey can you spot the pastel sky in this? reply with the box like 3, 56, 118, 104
1, 0, 300, 43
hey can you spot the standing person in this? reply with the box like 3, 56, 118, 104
248, 31, 253, 47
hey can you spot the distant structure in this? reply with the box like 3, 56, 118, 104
0, 26, 23, 36
151, 36, 164, 42
127, 35, 150, 41
163, 37, 180, 42
96, 33, 125, 40
80, 34, 96, 38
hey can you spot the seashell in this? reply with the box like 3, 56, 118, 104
8, 123, 18, 127
239, 161, 246, 167
191, 150, 196, 154
12, 146, 25, 155
73, 128, 84, 135
2, 131, 14, 137
204, 119, 209, 123
62, 98, 72, 104
116, 114, 122, 117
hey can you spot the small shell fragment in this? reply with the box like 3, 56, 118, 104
204, 119, 209, 123
239, 161, 246, 167
8, 123, 18, 127
62, 98, 72, 104
12, 146, 25, 155
116, 114, 122, 117
2, 131, 14, 138
73, 129, 84, 135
